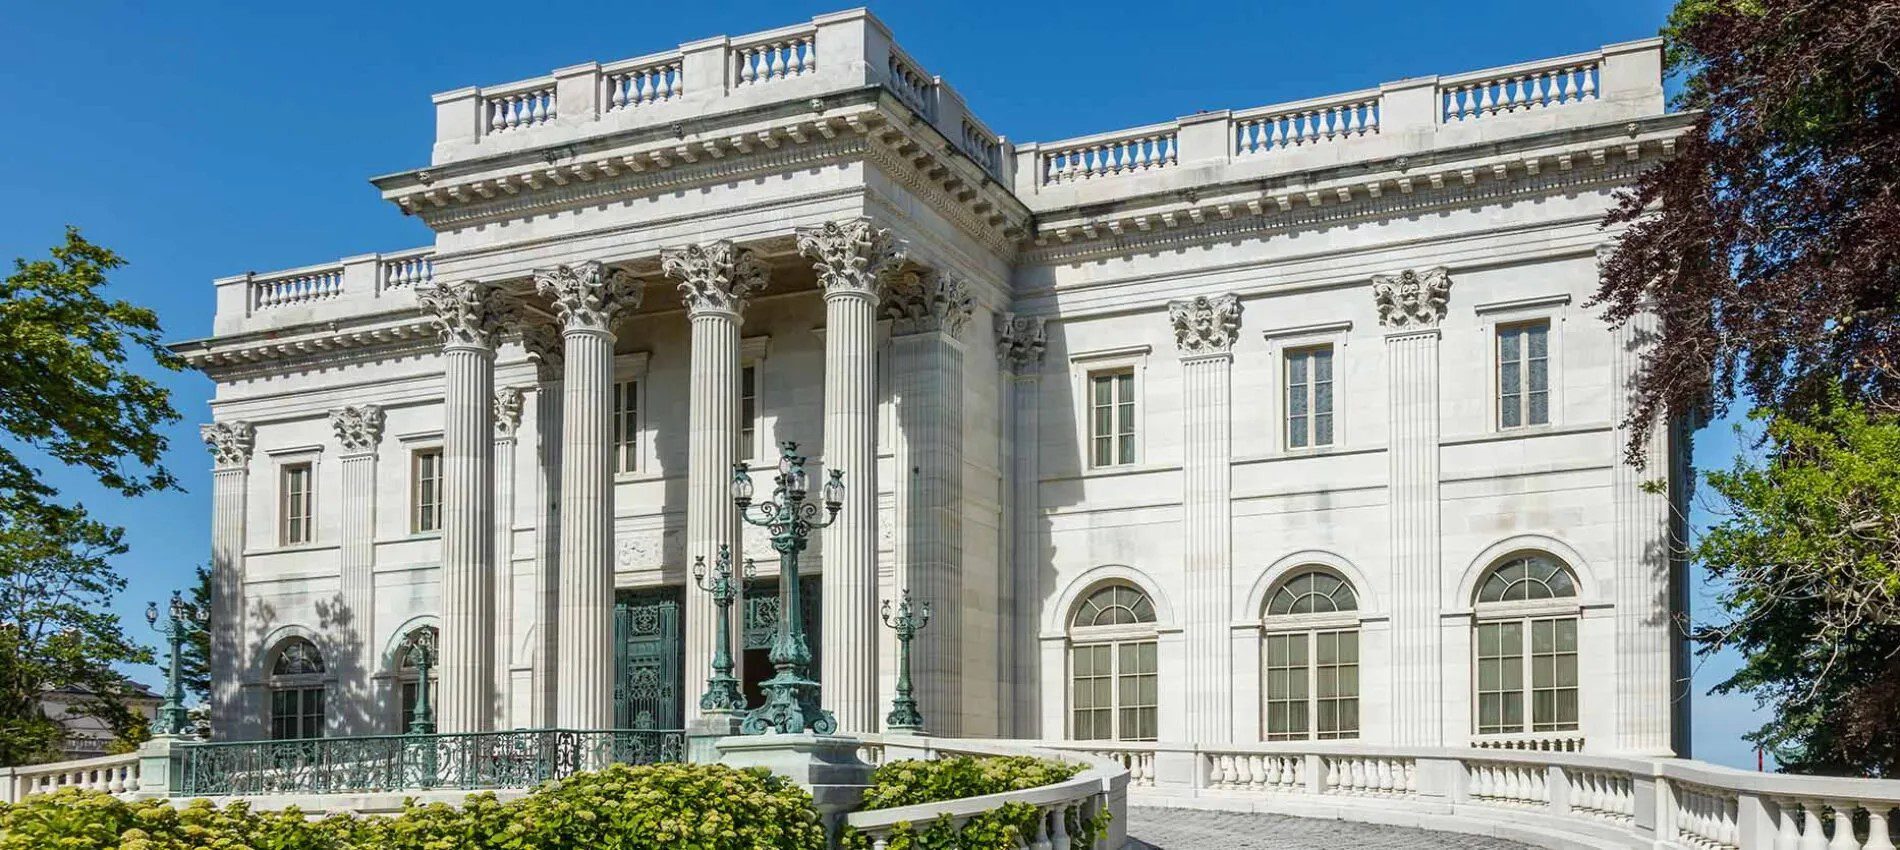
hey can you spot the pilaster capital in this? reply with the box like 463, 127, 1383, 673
516, 321, 564, 380
534, 261, 644, 333
1373, 267, 1452, 328
1168, 293, 1244, 354
995, 313, 1047, 372
328, 405, 386, 455
796, 217, 907, 297
494, 387, 525, 435
884, 267, 973, 337
662, 240, 770, 318
201, 421, 255, 469
418, 280, 521, 349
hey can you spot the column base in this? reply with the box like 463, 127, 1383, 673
716, 733, 873, 838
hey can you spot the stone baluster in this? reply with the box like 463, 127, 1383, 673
201, 421, 254, 740
798, 218, 907, 733
419, 279, 519, 733
329, 405, 385, 734
535, 262, 643, 731
996, 312, 1047, 737
1170, 293, 1242, 744
662, 240, 769, 724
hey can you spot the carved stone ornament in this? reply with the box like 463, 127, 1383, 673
662, 240, 770, 316
201, 421, 255, 468
417, 280, 521, 349
493, 388, 525, 435
1168, 293, 1244, 353
1372, 267, 1452, 328
883, 268, 973, 337
796, 218, 907, 296
329, 405, 386, 454
534, 261, 644, 332
994, 313, 1047, 371
516, 321, 564, 379
615, 535, 660, 568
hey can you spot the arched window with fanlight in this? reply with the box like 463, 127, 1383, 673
1067, 583, 1158, 742
267, 637, 326, 740
1261, 570, 1360, 741
393, 626, 439, 733
1473, 552, 1580, 737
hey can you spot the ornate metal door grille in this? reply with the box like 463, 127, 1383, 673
614, 588, 683, 730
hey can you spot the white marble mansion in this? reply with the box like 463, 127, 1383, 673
175, 9, 1693, 756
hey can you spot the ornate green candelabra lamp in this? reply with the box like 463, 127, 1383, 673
880, 590, 931, 733
731, 441, 844, 736
406, 629, 437, 735
693, 543, 754, 713
144, 591, 206, 737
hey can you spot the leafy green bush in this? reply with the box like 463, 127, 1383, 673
843, 755, 1110, 850
0, 763, 825, 850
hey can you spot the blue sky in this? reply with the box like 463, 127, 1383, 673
2, 0, 1773, 767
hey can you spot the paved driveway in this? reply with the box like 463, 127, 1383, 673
1124, 807, 1536, 849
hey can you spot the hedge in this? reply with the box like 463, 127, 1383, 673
843, 755, 1110, 850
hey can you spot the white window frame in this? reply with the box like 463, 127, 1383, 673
1065, 582, 1161, 742
1474, 295, 1567, 434
736, 336, 769, 464
1259, 569, 1362, 741
266, 446, 323, 549
612, 352, 651, 477
1069, 345, 1150, 472
1470, 554, 1583, 738
266, 637, 328, 740
410, 447, 444, 535
1260, 322, 1351, 456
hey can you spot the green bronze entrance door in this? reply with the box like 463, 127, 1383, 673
613, 588, 683, 730
741, 576, 821, 707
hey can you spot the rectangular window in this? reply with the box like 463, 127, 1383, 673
1070, 644, 1113, 740
1285, 346, 1335, 449
1117, 640, 1159, 742
1089, 370, 1136, 468
614, 378, 640, 474
1476, 621, 1526, 735
270, 687, 324, 740
1529, 618, 1580, 732
1264, 630, 1359, 740
1263, 633, 1309, 740
1498, 322, 1550, 428
411, 450, 442, 534
280, 463, 313, 545
1314, 630, 1359, 739
738, 365, 759, 461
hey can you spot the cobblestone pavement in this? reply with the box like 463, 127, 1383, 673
1124, 807, 1535, 849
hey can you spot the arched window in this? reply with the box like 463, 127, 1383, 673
1261, 570, 1360, 741
267, 637, 325, 740
1473, 553, 1580, 737
1067, 583, 1158, 742
394, 627, 439, 733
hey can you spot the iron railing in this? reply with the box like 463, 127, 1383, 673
178, 728, 684, 796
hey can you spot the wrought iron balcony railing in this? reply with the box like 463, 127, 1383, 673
177, 728, 684, 797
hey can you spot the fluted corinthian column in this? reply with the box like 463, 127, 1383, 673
886, 268, 973, 734
201, 421, 254, 741
1374, 268, 1451, 745
1170, 294, 1242, 744
996, 314, 1047, 737
1610, 286, 1675, 754
663, 240, 769, 722
419, 280, 518, 733
492, 388, 524, 728
329, 406, 385, 733
520, 325, 564, 728
535, 262, 643, 731
799, 218, 906, 733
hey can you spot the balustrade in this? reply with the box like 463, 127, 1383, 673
253, 267, 343, 310
603, 58, 683, 111
1041, 129, 1178, 185
380, 252, 433, 291
1568, 767, 1637, 825
1, 753, 140, 802
1767, 798, 1898, 850
732, 32, 815, 87
484, 84, 556, 135
886, 48, 936, 120
1440, 58, 1600, 122
1235, 94, 1380, 156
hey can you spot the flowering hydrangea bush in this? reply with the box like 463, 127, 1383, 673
844, 755, 1109, 849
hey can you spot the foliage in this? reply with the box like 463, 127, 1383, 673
178, 566, 210, 707
843, 756, 1109, 850
0, 501, 154, 766
1694, 392, 1900, 774
0, 763, 827, 850
1595, 0, 1900, 458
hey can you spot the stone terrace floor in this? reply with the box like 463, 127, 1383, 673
1125, 807, 1537, 849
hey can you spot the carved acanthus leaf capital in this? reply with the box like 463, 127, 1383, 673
995, 313, 1048, 372
1168, 293, 1244, 353
1372, 267, 1452, 328
418, 280, 521, 349
516, 322, 564, 380
534, 261, 644, 332
884, 268, 973, 336
201, 421, 255, 469
494, 388, 525, 435
329, 405, 386, 454
661, 241, 770, 317
796, 218, 907, 296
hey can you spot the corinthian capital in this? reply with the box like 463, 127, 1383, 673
418, 280, 521, 349
661, 241, 770, 317
796, 218, 906, 296
1372, 267, 1451, 328
1168, 293, 1244, 354
995, 313, 1047, 372
494, 387, 524, 435
329, 405, 385, 454
516, 321, 564, 380
534, 261, 644, 333
201, 421, 255, 469
884, 268, 973, 337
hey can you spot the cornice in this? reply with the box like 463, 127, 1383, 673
175, 316, 440, 381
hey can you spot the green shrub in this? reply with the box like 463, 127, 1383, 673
0, 763, 825, 850
843, 755, 1110, 850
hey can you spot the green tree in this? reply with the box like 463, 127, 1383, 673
0, 500, 155, 766
180, 565, 211, 706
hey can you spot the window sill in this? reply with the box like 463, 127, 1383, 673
244, 542, 339, 557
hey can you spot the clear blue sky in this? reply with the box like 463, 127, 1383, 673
3, 0, 1770, 767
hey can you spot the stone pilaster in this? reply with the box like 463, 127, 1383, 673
1170, 294, 1241, 744
995, 313, 1046, 737
520, 324, 564, 729
328, 405, 384, 734
419, 279, 519, 733
492, 387, 524, 728
535, 261, 643, 731
1610, 284, 1675, 754
886, 267, 972, 733
200, 421, 254, 741
1374, 267, 1450, 745
798, 217, 906, 733
663, 240, 769, 723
